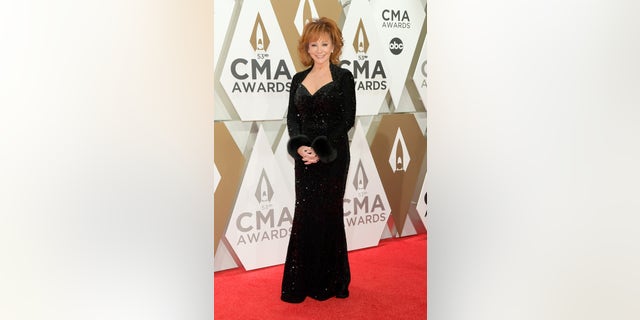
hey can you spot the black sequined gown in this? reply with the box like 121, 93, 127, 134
281, 64, 356, 303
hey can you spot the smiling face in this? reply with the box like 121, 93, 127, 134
307, 33, 334, 66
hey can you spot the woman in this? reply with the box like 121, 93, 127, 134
281, 17, 356, 303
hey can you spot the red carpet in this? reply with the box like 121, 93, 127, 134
214, 233, 427, 320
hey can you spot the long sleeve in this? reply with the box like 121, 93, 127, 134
286, 72, 311, 159
330, 69, 356, 142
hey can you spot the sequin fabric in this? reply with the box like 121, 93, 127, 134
281, 64, 356, 303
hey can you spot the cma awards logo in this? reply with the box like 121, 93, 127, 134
381, 9, 409, 55
381, 9, 411, 28
343, 160, 387, 227
235, 169, 293, 245
229, 13, 292, 93
339, 18, 387, 91
389, 128, 411, 173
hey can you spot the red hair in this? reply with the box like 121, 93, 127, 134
297, 17, 344, 67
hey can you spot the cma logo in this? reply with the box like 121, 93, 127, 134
228, 12, 292, 84
382, 10, 410, 22
340, 18, 387, 90
381, 10, 411, 29
255, 169, 274, 209
352, 160, 369, 193
389, 37, 403, 55
389, 128, 411, 172
233, 168, 292, 237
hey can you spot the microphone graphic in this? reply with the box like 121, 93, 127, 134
395, 139, 404, 172
357, 27, 365, 53
256, 25, 264, 51
260, 176, 269, 202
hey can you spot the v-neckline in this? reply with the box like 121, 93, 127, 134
301, 81, 333, 96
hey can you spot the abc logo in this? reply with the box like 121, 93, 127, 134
389, 37, 404, 55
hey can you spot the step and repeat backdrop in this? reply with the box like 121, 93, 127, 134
214, 0, 428, 271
